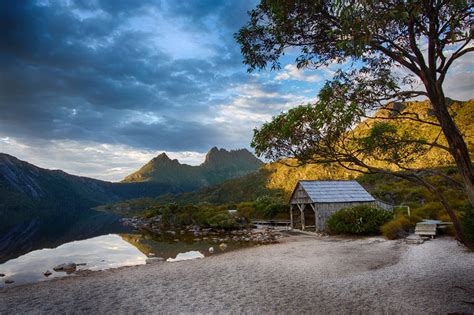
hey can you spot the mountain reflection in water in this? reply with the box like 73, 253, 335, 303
0, 234, 147, 288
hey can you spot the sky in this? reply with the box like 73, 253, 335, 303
0, 0, 473, 181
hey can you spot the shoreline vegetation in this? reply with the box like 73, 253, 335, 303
97, 165, 472, 243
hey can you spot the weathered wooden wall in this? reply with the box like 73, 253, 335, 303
290, 184, 312, 204
314, 201, 375, 231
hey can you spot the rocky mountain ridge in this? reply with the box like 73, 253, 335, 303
122, 147, 263, 188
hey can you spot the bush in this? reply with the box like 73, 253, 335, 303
327, 205, 393, 235
461, 206, 474, 244
261, 203, 288, 219
207, 212, 237, 229
235, 197, 289, 221
381, 216, 412, 239
237, 202, 254, 221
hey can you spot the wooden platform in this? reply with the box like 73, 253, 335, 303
415, 220, 453, 239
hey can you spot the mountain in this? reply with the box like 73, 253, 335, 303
0, 154, 183, 233
122, 147, 263, 189
0, 147, 263, 232
151, 99, 474, 205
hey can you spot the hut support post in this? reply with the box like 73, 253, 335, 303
289, 204, 294, 229
297, 203, 305, 230
309, 203, 317, 232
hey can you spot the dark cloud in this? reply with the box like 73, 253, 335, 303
0, 0, 259, 152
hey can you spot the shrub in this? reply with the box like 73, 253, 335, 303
237, 202, 254, 221
142, 207, 161, 219
207, 212, 237, 229
381, 216, 412, 239
261, 203, 288, 219
327, 205, 393, 235
411, 202, 442, 220
461, 206, 474, 244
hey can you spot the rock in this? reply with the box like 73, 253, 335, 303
0, 273, 5, 277
148, 253, 156, 257
44, 270, 52, 277
219, 243, 227, 251
53, 263, 77, 273
208, 247, 214, 254
4, 279, 14, 284
146, 257, 164, 264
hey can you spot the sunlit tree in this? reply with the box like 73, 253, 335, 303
236, 0, 474, 247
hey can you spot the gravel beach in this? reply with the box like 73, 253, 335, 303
1, 234, 473, 314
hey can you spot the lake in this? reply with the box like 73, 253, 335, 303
0, 211, 274, 287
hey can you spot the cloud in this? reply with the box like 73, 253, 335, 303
0, 1, 472, 180
275, 64, 322, 82
211, 82, 316, 145
442, 46, 474, 100
0, 136, 206, 182
0, 0, 257, 155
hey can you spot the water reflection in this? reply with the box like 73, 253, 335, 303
0, 209, 131, 264
120, 230, 257, 260
0, 234, 146, 288
0, 229, 265, 288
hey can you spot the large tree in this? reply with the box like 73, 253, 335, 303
236, 0, 474, 246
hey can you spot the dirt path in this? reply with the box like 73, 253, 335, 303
1, 235, 473, 314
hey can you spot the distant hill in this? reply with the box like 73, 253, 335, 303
122, 147, 263, 190
150, 99, 474, 205
0, 147, 263, 232
0, 153, 184, 231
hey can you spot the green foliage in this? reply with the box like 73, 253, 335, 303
139, 203, 239, 230
155, 168, 284, 205
460, 207, 474, 244
381, 216, 412, 240
253, 195, 288, 219
207, 213, 237, 229
327, 205, 393, 235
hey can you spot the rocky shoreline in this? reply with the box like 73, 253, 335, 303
120, 216, 288, 244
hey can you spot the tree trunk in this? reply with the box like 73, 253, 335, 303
422, 179, 474, 250
429, 96, 474, 206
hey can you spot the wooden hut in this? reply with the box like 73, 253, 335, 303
289, 180, 381, 232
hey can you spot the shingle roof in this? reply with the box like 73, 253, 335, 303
297, 180, 375, 203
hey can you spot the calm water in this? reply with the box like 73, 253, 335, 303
0, 234, 147, 288
0, 229, 260, 287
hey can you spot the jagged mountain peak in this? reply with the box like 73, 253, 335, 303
150, 152, 178, 164
155, 152, 170, 159
122, 147, 263, 186
202, 147, 260, 167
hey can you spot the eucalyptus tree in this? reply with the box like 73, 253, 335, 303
236, 0, 473, 247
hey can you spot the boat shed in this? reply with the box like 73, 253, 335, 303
289, 180, 379, 232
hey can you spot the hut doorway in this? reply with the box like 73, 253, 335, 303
290, 204, 317, 231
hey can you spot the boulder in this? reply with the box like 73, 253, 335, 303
0, 273, 5, 277
219, 243, 227, 251
4, 279, 14, 284
53, 263, 77, 273
44, 270, 52, 277
208, 247, 214, 254
146, 257, 164, 264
